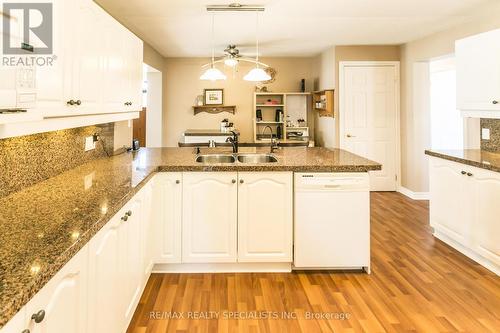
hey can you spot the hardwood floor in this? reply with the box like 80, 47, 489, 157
127, 192, 500, 333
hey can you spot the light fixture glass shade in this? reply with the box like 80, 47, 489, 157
200, 67, 227, 81
224, 58, 239, 67
243, 67, 271, 82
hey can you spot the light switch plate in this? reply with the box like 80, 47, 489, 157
481, 128, 490, 140
85, 136, 95, 151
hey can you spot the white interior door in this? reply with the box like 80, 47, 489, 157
340, 63, 399, 191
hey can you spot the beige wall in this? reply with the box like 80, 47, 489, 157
162, 57, 315, 146
143, 43, 164, 72
400, 2, 500, 192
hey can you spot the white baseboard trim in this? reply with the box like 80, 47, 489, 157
153, 262, 292, 273
433, 230, 500, 276
397, 187, 429, 200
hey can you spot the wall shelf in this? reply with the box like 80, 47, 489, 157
313, 90, 334, 117
193, 105, 236, 115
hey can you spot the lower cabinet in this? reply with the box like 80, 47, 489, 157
429, 157, 500, 272
237, 172, 293, 262
25, 246, 89, 333
152, 173, 182, 263
182, 172, 238, 263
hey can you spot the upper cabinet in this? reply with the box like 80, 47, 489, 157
456, 28, 500, 119
1, 0, 144, 122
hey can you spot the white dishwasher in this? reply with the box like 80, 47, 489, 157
294, 173, 370, 272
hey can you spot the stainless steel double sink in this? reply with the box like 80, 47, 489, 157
195, 153, 278, 164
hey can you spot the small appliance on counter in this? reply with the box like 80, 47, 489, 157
132, 139, 140, 151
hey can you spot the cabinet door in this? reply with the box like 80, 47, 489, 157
429, 158, 473, 244
456, 29, 500, 111
182, 172, 238, 263
35, 0, 72, 116
26, 246, 88, 333
472, 168, 500, 266
120, 198, 143, 326
152, 173, 182, 263
238, 172, 293, 262
88, 214, 123, 333
141, 182, 154, 280
70, 0, 104, 114
125, 32, 144, 111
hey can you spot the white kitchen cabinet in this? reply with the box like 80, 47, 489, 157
152, 173, 182, 263
456, 28, 500, 118
140, 182, 154, 280
182, 172, 238, 263
120, 198, 143, 326
429, 158, 473, 244
429, 156, 500, 274
87, 210, 124, 333
25, 246, 88, 333
472, 168, 500, 267
237, 172, 293, 262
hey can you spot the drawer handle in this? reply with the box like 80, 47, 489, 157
493, 100, 498, 105
31, 309, 45, 323
121, 215, 128, 222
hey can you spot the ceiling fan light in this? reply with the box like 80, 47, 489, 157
224, 58, 239, 67
200, 67, 227, 81
243, 67, 271, 82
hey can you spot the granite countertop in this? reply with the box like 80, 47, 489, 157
0, 147, 380, 327
184, 129, 239, 136
425, 149, 500, 173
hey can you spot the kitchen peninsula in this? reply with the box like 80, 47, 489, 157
0, 147, 380, 331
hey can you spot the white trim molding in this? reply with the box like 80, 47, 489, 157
397, 186, 429, 200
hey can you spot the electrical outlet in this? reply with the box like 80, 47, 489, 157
481, 128, 490, 140
85, 136, 95, 151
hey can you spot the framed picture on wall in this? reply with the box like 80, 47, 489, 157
204, 89, 224, 105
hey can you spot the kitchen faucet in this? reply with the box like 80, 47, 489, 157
262, 126, 279, 153
226, 131, 239, 153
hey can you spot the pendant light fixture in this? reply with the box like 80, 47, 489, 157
243, 10, 271, 82
200, 13, 227, 81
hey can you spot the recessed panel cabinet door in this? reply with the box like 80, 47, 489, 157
237, 172, 293, 262
70, 0, 104, 113
472, 169, 500, 266
456, 29, 500, 111
182, 172, 238, 263
152, 173, 182, 263
26, 246, 88, 333
429, 158, 472, 244
88, 214, 123, 333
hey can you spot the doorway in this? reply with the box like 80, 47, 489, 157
339, 61, 400, 191
134, 64, 163, 147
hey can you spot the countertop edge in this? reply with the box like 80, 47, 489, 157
425, 150, 500, 173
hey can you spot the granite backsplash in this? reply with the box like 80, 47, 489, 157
0, 123, 114, 198
480, 118, 500, 152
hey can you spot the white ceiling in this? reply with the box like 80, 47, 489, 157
96, 0, 494, 57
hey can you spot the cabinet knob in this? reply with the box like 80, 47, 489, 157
493, 100, 498, 105
67, 100, 75, 106
461, 171, 467, 175
126, 210, 132, 216
75, 100, 81, 106
231, 179, 236, 184
121, 215, 128, 222
31, 310, 45, 323
240, 179, 244, 184
467, 172, 473, 177
176, 180, 180, 184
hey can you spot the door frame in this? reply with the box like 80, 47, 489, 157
339, 61, 401, 190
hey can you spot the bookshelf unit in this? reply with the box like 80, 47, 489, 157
253, 92, 310, 143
